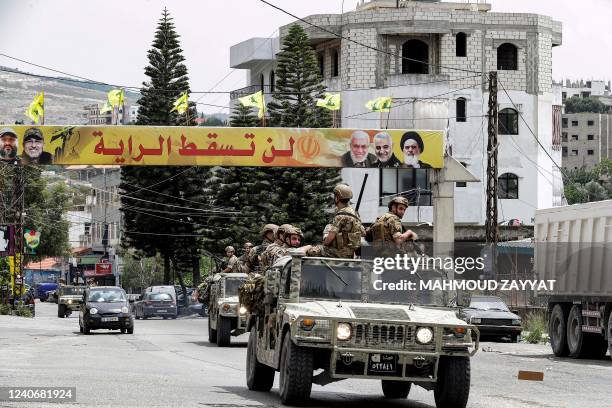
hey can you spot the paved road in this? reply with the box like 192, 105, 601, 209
0, 301, 610, 408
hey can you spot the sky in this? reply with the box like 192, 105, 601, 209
0, 0, 611, 113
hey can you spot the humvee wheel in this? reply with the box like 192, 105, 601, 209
381, 380, 411, 399
120, 328, 126, 334
279, 333, 313, 405
58, 305, 66, 318
216, 316, 231, 347
246, 326, 275, 391
208, 318, 217, 343
79, 324, 83, 333
549, 304, 569, 357
82, 320, 91, 335
434, 356, 470, 408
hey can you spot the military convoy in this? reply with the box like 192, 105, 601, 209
207, 272, 249, 347
57, 285, 85, 318
244, 252, 479, 407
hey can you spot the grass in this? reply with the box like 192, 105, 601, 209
523, 310, 548, 344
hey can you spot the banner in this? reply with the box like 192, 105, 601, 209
0, 126, 445, 168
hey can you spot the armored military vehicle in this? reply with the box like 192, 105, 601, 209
208, 273, 249, 347
57, 285, 85, 318
245, 253, 479, 407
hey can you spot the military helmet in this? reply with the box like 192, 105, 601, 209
285, 226, 304, 240
243, 242, 254, 249
333, 183, 353, 200
275, 224, 293, 240
260, 223, 278, 237
225, 246, 235, 253
388, 196, 410, 210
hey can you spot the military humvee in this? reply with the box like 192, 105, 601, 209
245, 253, 479, 407
57, 285, 85, 318
208, 273, 249, 347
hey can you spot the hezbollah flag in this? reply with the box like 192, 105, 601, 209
366, 96, 393, 112
239, 90, 265, 119
316, 93, 341, 111
99, 100, 113, 114
171, 92, 189, 114
25, 91, 44, 123
107, 89, 125, 107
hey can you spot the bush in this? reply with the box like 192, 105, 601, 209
0, 304, 11, 315
523, 311, 547, 344
13, 306, 33, 318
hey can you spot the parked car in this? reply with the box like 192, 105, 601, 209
134, 292, 178, 319
457, 295, 522, 342
79, 286, 134, 335
34, 282, 59, 301
187, 301, 208, 317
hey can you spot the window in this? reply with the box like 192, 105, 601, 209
498, 173, 519, 199
269, 70, 275, 93
561, 132, 568, 142
588, 149, 594, 155
562, 92, 567, 101
332, 50, 339, 77
588, 120, 594, 126
586, 81, 592, 88
498, 108, 519, 135
562, 118, 568, 128
582, 92, 591, 98
571, 149, 578, 156
380, 168, 431, 207
456, 162, 468, 187
562, 147, 568, 157
571, 135, 578, 141
402, 39, 429, 74
456, 98, 467, 122
259, 73, 265, 92
572, 120, 578, 126
456, 32, 467, 57
588, 135, 594, 141
318, 53, 324, 77
497, 43, 518, 70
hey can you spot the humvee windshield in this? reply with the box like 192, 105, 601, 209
224, 278, 246, 297
61, 286, 85, 295
299, 262, 362, 301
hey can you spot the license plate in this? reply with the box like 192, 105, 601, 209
101, 317, 118, 322
156, 310, 167, 313
368, 353, 398, 375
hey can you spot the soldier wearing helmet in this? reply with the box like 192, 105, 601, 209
244, 224, 278, 273
305, 183, 365, 258
260, 224, 294, 270
367, 196, 418, 247
221, 246, 239, 273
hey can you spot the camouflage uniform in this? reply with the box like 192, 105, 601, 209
370, 212, 403, 243
245, 224, 278, 272
307, 206, 366, 258
227, 254, 239, 273
259, 224, 292, 270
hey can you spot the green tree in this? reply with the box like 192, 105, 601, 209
230, 104, 258, 128
564, 96, 608, 114
120, 8, 209, 295
563, 161, 612, 204
199, 116, 226, 127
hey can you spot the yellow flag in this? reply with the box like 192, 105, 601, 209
107, 89, 125, 107
99, 100, 113, 114
316, 93, 341, 111
170, 92, 189, 114
239, 90, 265, 119
366, 96, 393, 112
25, 91, 44, 123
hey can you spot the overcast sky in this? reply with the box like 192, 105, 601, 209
1, 0, 610, 113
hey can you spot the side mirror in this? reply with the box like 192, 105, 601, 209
456, 290, 472, 308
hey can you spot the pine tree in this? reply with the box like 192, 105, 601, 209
230, 103, 258, 127
267, 24, 341, 242
120, 8, 208, 289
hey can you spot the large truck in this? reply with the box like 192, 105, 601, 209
535, 200, 611, 359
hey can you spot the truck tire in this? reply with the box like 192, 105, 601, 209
549, 304, 569, 357
434, 356, 470, 408
58, 305, 65, 318
246, 326, 275, 391
381, 380, 411, 399
567, 305, 589, 358
208, 317, 217, 343
216, 316, 231, 347
279, 334, 313, 405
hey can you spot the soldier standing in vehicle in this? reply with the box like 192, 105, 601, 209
305, 184, 365, 259
266, 226, 304, 267
367, 196, 418, 250
221, 246, 239, 273
259, 224, 292, 270
237, 242, 254, 273
246, 224, 278, 272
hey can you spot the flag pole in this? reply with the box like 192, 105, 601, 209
120, 88, 125, 125
262, 92, 267, 128
185, 93, 190, 126
41, 91, 45, 125
385, 95, 393, 130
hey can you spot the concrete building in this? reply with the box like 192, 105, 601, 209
557, 79, 611, 103
84, 104, 137, 125
561, 113, 611, 170
230, 0, 564, 226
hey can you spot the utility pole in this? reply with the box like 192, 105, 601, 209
485, 71, 499, 278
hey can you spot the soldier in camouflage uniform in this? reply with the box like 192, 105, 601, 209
221, 246, 239, 273
245, 224, 278, 273
305, 184, 366, 259
237, 242, 254, 274
367, 196, 419, 256
259, 224, 292, 270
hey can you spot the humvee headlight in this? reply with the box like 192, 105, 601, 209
68, 299, 73, 304
90, 308, 98, 315
239, 306, 247, 315
416, 327, 434, 344
222, 303, 231, 313
512, 319, 521, 325
121, 306, 129, 314
299, 318, 316, 331
336, 323, 352, 340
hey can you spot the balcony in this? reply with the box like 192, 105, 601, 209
230, 38, 279, 69
230, 85, 273, 101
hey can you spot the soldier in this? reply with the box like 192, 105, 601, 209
245, 224, 278, 272
237, 242, 254, 273
260, 224, 292, 270
221, 246, 239, 273
305, 183, 366, 259
368, 197, 418, 246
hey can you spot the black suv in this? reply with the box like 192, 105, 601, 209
79, 286, 134, 335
